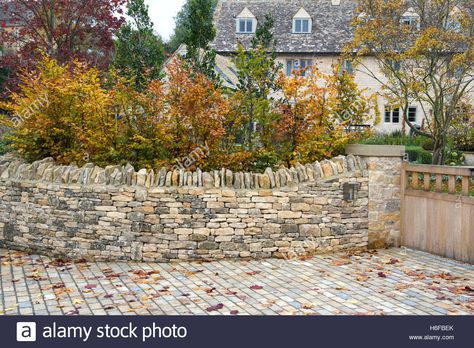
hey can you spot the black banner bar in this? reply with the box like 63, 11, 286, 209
1, 316, 471, 348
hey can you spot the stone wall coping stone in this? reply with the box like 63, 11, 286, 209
0, 153, 365, 190
346, 144, 406, 158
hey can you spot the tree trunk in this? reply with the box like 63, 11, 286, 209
432, 136, 446, 165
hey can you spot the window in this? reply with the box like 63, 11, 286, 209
237, 18, 254, 33
388, 60, 401, 72
385, 107, 400, 123
294, 19, 310, 33
286, 59, 313, 76
401, 17, 419, 28
408, 107, 417, 123
340, 60, 353, 75
292, 8, 312, 34
236, 7, 257, 34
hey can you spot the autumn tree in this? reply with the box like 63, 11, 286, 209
165, 58, 228, 160
276, 67, 373, 164
234, 13, 282, 151
114, 0, 165, 89
348, 0, 474, 164
0, 56, 114, 164
0, 0, 126, 80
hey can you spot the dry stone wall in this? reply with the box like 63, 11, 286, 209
0, 154, 369, 262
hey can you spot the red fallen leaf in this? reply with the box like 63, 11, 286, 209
84, 284, 96, 289
465, 286, 474, 292
206, 304, 224, 312
436, 295, 447, 300
246, 271, 260, 276
225, 291, 238, 295
104, 306, 115, 310
378, 272, 387, 278
205, 287, 216, 294
104, 294, 114, 298
250, 285, 263, 290
387, 258, 400, 265
53, 283, 66, 289
230, 310, 239, 315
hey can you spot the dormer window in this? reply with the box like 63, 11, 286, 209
236, 7, 257, 34
238, 19, 254, 33
401, 8, 420, 30
293, 8, 312, 34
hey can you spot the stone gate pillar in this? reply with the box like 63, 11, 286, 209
346, 145, 405, 249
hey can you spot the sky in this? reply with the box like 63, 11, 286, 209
145, 0, 186, 40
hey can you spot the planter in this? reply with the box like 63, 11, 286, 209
464, 152, 474, 166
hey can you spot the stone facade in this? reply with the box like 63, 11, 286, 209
0, 154, 370, 262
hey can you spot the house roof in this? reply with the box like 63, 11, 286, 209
212, 0, 358, 54
164, 44, 239, 90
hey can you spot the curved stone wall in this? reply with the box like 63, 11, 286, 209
0, 154, 369, 262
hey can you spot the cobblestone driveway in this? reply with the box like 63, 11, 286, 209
1, 248, 473, 315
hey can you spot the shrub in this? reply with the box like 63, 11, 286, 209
419, 150, 433, 164
0, 57, 113, 164
421, 138, 435, 151
0, 134, 10, 155
406, 146, 422, 162
1, 55, 378, 173
361, 131, 430, 147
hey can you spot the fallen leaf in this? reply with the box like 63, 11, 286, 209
246, 271, 260, 276
331, 260, 352, 266
206, 304, 224, 312
230, 310, 239, 315
387, 258, 400, 265
378, 272, 387, 278
250, 285, 263, 290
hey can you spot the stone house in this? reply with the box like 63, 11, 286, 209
0, 1, 23, 55
211, 0, 434, 133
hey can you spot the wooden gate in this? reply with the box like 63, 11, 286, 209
401, 163, 474, 263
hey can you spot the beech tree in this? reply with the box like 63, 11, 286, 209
348, 0, 474, 164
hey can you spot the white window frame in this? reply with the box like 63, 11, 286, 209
236, 18, 256, 34
401, 16, 420, 30
293, 18, 311, 33
407, 106, 417, 123
384, 106, 400, 123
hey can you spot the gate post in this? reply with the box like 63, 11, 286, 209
346, 145, 405, 249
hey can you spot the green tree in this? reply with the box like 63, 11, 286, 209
114, 0, 165, 89
234, 13, 282, 150
170, 0, 218, 81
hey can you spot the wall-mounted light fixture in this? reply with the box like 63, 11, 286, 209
343, 182, 359, 201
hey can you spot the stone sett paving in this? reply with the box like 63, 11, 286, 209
1, 248, 473, 316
